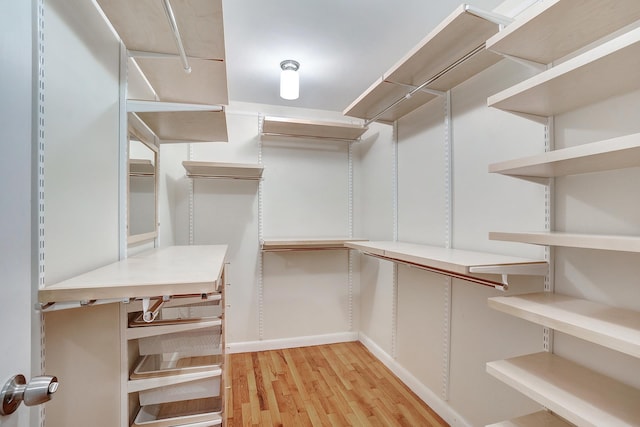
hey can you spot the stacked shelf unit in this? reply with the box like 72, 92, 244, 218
484, 1, 640, 425
343, 4, 510, 123
39, 245, 228, 427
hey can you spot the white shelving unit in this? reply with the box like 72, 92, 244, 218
261, 238, 366, 251
489, 231, 640, 253
183, 161, 263, 180
487, 352, 640, 427
343, 4, 506, 123
261, 116, 367, 141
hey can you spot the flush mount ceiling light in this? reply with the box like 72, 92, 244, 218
280, 60, 300, 100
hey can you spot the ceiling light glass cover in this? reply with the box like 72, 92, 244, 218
280, 60, 300, 100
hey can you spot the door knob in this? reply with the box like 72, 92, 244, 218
0, 374, 58, 416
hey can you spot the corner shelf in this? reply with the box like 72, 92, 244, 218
489, 231, 640, 253
489, 292, 640, 358
130, 159, 155, 176
261, 238, 366, 251
487, 26, 640, 117
343, 4, 504, 122
345, 241, 547, 289
489, 132, 640, 179
486, 352, 640, 426
486, 0, 640, 64
487, 411, 571, 427
182, 161, 263, 180
261, 116, 367, 142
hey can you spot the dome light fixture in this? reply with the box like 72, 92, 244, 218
280, 60, 300, 100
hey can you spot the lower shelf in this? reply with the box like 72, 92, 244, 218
486, 410, 572, 426
131, 354, 223, 379
133, 397, 222, 427
486, 352, 640, 427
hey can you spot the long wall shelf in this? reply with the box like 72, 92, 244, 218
261, 116, 367, 141
487, 411, 571, 427
489, 132, 640, 178
487, 352, 640, 426
488, 26, 640, 117
183, 161, 263, 180
489, 292, 640, 358
261, 238, 366, 251
343, 4, 505, 123
486, 0, 640, 64
489, 231, 640, 253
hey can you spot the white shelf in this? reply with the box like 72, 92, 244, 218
489, 231, 640, 253
488, 26, 640, 117
487, 410, 572, 427
486, 0, 640, 64
130, 159, 155, 176
134, 110, 228, 143
39, 245, 227, 304
262, 116, 367, 141
487, 352, 640, 427
127, 319, 222, 341
489, 292, 640, 358
489, 133, 640, 178
343, 4, 503, 122
261, 238, 367, 251
128, 367, 222, 394
182, 161, 263, 180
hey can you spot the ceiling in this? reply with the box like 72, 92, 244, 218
222, 0, 505, 113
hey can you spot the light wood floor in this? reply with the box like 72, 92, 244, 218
226, 341, 449, 426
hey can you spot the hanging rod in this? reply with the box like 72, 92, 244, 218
385, 81, 445, 97
161, 0, 191, 74
261, 132, 361, 143
364, 43, 486, 126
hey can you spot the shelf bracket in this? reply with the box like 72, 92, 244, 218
499, 53, 547, 72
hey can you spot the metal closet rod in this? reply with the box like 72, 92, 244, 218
161, 0, 191, 73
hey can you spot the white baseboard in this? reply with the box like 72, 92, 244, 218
358, 332, 472, 427
227, 331, 358, 354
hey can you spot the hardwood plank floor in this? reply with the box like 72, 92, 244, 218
226, 341, 449, 426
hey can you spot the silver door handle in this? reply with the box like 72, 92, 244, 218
0, 374, 58, 416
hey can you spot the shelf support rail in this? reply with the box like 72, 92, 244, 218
161, 0, 191, 73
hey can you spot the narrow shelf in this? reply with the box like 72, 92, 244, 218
489, 133, 640, 178
489, 292, 640, 358
487, 410, 572, 427
130, 159, 155, 176
261, 238, 367, 251
488, 26, 640, 117
262, 116, 367, 141
489, 231, 640, 253
346, 241, 547, 289
487, 352, 640, 426
134, 110, 228, 143
182, 161, 263, 180
486, 0, 640, 64
130, 354, 222, 380
128, 367, 222, 394
126, 319, 222, 341
96, 0, 225, 60
343, 4, 503, 122
38, 245, 228, 304
133, 397, 222, 427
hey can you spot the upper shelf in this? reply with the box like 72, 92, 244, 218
96, 0, 225, 60
488, 26, 640, 117
346, 241, 547, 289
131, 109, 228, 143
38, 245, 227, 304
262, 117, 368, 141
486, 0, 640, 64
489, 292, 640, 359
182, 161, 263, 180
129, 159, 155, 176
261, 238, 366, 251
489, 231, 640, 253
343, 4, 505, 122
489, 132, 640, 179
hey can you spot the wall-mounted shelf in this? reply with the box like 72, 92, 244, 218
182, 161, 263, 180
343, 4, 505, 123
38, 245, 227, 304
488, 26, 640, 117
487, 411, 571, 427
134, 110, 228, 143
489, 231, 640, 253
261, 116, 367, 141
486, 0, 640, 64
345, 241, 547, 289
487, 352, 640, 426
261, 238, 366, 251
489, 132, 640, 179
489, 292, 640, 358
130, 159, 155, 176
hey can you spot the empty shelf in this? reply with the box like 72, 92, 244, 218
487, 352, 640, 426
127, 319, 222, 341
344, 4, 502, 122
130, 159, 155, 176
129, 367, 222, 394
486, 0, 640, 64
134, 110, 228, 143
96, 0, 225, 60
489, 292, 640, 358
261, 238, 366, 251
182, 161, 263, 180
133, 397, 222, 427
489, 231, 640, 253
130, 354, 223, 380
487, 410, 572, 427
262, 116, 367, 141
38, 245, 227, 304
489, 133, 640, 178
488, 26, 640, 117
